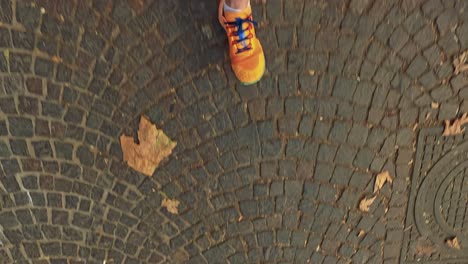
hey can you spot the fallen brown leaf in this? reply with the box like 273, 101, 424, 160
120, 116, 176, 176
431, 102, 439, 109
446, 237, 461, 249
416, 238, 437, 256
161, 198, 180, 215
374, 171, 393, 193
454, 51, 468, 75
359, 196, 376, 212
443, 113, 468, 136
309, 69, 316, 76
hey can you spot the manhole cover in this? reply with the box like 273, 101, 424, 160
402, 128, 468, 263
439, 167, 468, 234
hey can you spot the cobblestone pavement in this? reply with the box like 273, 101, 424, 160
1, 0, 468, 263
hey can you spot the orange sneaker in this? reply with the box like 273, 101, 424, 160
224, 5, 265, 85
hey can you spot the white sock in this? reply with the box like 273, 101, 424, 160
224, 1, 250, 12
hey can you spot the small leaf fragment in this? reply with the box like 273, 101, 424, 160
431, 102, 439, 109
309, 69, 316, 76
358, 230, 366, 238
51, 55, 62, 64
374, 171, 393, 193
359, 196, 377, 212
238, 215, 244, 222
416, 238, 437, 256
446, 236, 461, 249
161, 198, 180, 215
443, 113, 468, 136
454, 51, 468, 75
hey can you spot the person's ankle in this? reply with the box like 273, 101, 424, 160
225, 0, 249, 10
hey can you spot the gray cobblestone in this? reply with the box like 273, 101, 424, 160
18, 96, 39, 115
7, 117, 33, 137
32, 141, 53, 158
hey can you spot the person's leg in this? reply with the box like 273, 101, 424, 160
218, 0, 265, 85
225, 0, 249, 9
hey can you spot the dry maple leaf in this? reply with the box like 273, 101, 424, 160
161, 198, 180, 214
120, 116, 176, 176
443, 113, 468, 136
359, 196, 377, 212
446, 236, 461, 249
454, 51, 468, 75
374, 171, 393, 193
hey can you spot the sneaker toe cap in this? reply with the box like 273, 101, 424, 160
232, 53, 265, 84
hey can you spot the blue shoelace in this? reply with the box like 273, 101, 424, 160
225, 17, 258, 54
